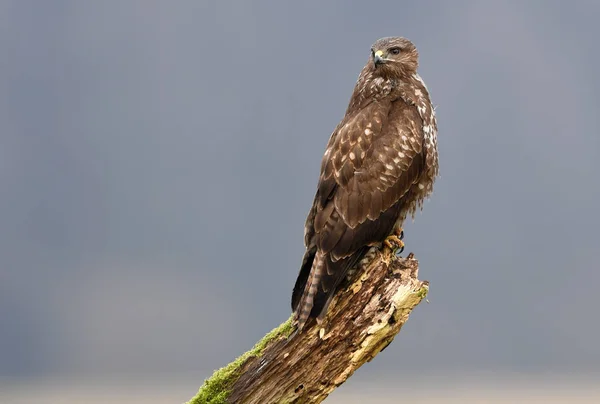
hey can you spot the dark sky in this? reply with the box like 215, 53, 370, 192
1, 0, 599, 385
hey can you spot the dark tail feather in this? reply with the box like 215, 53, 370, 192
312, 246, 370, 323
294, 251, 324, 332
291, 247, 316, 312
292, 246, 371, 332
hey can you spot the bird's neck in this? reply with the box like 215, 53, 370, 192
345, 70, 395, 114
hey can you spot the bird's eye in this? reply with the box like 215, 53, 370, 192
389, 47, 401, 55
370, 48, 375, 56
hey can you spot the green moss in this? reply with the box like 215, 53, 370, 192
188, 316, 295, 404
414, 285, 429, 300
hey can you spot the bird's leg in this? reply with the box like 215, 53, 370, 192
383, 227, 404, 255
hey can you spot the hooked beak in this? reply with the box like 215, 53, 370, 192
373, 50, 386, 67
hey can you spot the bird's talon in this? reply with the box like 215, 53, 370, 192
383, 234, 404, 256
394, 245, 404, 257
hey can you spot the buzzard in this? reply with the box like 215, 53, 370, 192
291, 37, 439, 332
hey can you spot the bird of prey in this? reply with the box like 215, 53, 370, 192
291, 37, 439, 332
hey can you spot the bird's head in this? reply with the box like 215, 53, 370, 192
369, 37, 419, 77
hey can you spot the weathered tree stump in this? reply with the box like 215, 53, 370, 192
189, 248, 429, 404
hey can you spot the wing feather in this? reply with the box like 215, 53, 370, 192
295, 96, 426, 320
316, 99, 424, 256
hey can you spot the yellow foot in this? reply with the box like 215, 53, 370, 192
384, 235, 405, 252
384, 234, 405, 255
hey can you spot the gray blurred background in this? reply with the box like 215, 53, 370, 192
1, 0, 600, 403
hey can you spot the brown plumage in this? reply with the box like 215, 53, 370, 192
292, 37, 439, 332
